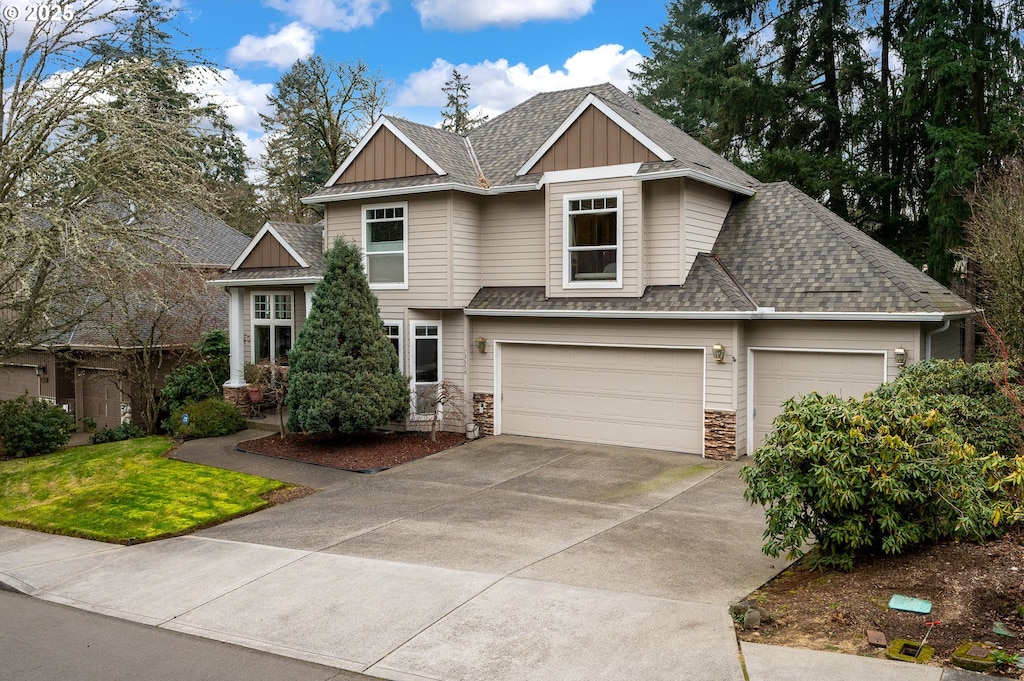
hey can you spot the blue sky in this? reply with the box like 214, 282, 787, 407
166, 0, 670, 165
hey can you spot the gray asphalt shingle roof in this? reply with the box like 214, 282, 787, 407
713, 182, 972, 314
306, 83, 758, 201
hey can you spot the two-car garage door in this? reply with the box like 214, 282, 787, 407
750, 350, 886, 449
500, 344, 704, 453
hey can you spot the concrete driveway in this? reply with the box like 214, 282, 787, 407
0, 434, 786, 681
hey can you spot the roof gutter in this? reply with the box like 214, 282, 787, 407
207, 276, 322, 288
636, 168, 757, 196
301, 181, 538, 205
464, 308, 973, 322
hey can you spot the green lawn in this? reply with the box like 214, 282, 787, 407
0, 437, 289, 543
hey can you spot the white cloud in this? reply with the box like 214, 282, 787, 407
396, 45, 643, 113
414, 0, 593, 30
265, 0, 388, 31
227, 22, 315, 69
182, 67, 275, 168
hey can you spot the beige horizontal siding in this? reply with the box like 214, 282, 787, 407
927, 321, 962, 360
480, 193, 546, 286
644, 179, 681, 286
451, 193, 481, 307
683, 180, 732, 275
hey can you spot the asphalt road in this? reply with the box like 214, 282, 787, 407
0, 590, 363, 681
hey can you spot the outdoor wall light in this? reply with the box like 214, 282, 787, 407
474, 336, 487, 353
712, 343, 726, 363
894, 347, 907, 367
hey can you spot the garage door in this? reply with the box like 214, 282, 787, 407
500, 344, 704, 452
0, 366, 39, 401
81, 370, 124, 430
751, 350, 885, 450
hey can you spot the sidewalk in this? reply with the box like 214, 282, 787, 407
0, 433, 995, 681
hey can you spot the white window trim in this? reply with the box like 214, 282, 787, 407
383, 320, 403, 374
562, 190, 623, 290
409, 320, 441, 420
250, 291, 295, 364
362, 201, 409, 290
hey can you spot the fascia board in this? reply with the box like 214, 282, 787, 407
208, 276, 322, 288
302, 181, 540, 204
516, 94, 674, 176
464, 308, 969, 322
324, 118, 446, 187
637, 168, 757, 197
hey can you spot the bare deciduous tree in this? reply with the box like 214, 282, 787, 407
0, 1, 221, 360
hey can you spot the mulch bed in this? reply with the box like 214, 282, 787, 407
236, 430, 467, 472
737, 527, 1024, 676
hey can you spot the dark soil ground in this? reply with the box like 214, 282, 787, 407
236, 430, 467, 472
737, 528, 1024, 676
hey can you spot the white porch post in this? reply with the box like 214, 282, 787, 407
304, 284, 315, 319
225, 287, 246, 388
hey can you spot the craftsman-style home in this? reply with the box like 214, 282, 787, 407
214, 83, 972, 459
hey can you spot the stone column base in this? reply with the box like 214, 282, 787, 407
473, 392, 494, 435
223, 385, 251, 414
704, 409, 737, 460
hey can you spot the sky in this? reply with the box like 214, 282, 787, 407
166, 0, 671, 167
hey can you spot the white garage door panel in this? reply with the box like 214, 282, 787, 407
501, 344, 703, 453
752, 350, 884, 450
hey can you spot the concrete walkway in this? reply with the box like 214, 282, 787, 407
0, 434, 985, 681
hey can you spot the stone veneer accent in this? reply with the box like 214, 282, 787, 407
473, 392, 494, 435
223, 385, 251, 413
704, 409, 737, 460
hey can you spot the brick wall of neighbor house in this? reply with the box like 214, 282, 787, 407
473, 392, 494, 435
704, 409, 737, 460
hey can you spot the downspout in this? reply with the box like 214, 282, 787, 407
924, 319, 951, 360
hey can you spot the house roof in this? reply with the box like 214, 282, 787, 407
305, 83, 759, 203
159, 206, 251, 268
213, 221, 326, 285
713, 182, 973, 314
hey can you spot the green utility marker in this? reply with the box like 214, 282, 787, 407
888, 594, 932, 614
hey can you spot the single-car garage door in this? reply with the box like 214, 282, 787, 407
0, 365, 39, 401
500, 344, 704, 452
81, 370, 124, 430
751, 350, 885, 450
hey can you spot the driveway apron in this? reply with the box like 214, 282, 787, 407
0, 435, 787, 681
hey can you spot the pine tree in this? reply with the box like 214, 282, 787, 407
440, 68, 487, 134
285, 239, 409, 434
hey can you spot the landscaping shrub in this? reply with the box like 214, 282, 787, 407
0, 395, 74, 458
741, 392, 1008, 571
166, 398, 244, 439
873, 359, 1022, 456
88, 423, 146, 445
161, 330, 231, 414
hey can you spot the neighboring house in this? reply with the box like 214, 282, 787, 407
0, 208, 250, 430
214, 83, 972, 459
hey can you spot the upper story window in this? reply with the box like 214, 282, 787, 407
252, 292, 293, 364
363, 202, 408, 289
564, 191, 622, 288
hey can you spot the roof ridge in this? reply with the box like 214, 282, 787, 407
783, 183, 939, 312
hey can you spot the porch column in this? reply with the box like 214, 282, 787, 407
304, 284, 316, 319
225, 287, 246, 388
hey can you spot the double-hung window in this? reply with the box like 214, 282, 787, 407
410, 322, 440, 417
564, 191, 622, 288
363, 202, 408, 288
252, 292, 293, 364
383, 321, 402, 369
